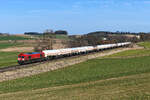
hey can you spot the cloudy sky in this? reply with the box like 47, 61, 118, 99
0, 0, 150, 34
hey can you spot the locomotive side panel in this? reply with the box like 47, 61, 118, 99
18, 52, 45, 65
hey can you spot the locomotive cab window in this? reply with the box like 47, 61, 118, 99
19, 56, 24, 58
40, 54, 42, 57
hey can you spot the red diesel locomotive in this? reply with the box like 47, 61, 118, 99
18, 52, 45, 65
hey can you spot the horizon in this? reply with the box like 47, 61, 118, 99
0, 0, 150, 34
2, 30, 149, 35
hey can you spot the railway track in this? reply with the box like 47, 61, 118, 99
0, 65, 25, 73
0, 63, 43, 73
0, 50, 99, 73
0, 47, 128, 73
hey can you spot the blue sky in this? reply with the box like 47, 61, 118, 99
0, 0, 150, 34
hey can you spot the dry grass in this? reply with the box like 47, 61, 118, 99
0, 47, 34, 52
0, 72, 150, 100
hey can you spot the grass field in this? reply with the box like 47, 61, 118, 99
1, 72, 150, 100
105, 49, 150, 58
0, 43, 22, 49
0, 52, 19, 68
0, 43, 22, 68
38, 34, 69, 40
137, 41, 150, 49
1, 55, 150, 99
104, 41, 150, 58
0, 35, 30, 41
55, 35, 69, 40
0, 42, 32, 68
0, 43, 24, 68
0, 42, 150, 99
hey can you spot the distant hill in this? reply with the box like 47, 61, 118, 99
87, 31, 140, 36
87, 31, 109, 37
0, 35, 32, 41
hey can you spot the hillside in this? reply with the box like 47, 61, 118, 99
0, 42, 150, 99
0, 35, 32, 41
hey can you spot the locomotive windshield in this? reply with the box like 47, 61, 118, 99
19, 56, 24, 58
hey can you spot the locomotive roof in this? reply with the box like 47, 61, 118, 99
24, 52, 41, 55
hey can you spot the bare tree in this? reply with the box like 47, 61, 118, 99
34, 35, 55, 52
43, 29, 54, 35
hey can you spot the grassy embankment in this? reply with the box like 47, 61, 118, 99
0, 42, 150, 99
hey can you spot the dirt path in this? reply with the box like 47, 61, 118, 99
0, 47, 34, 52
0, 72, 150, 100
0, 46, 143, 82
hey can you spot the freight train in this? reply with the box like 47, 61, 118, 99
18, 42, 131, 65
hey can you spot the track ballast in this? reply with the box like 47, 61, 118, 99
0, 43, 131, 73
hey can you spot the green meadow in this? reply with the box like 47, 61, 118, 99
0, 42, 150, 99
137, 41, 150, 49
0, 43, 22, 49
0, 35, 30, 41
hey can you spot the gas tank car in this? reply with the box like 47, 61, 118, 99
17, 42, 131, 65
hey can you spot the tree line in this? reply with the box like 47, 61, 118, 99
87, 31, 150, 35
33, 30, 150, 51
24, 30, 68, 36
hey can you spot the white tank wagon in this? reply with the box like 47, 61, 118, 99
97, 43, 117, 50
42, 50, 61, 59
42, 42, 131, 60
18, 42, 131, 65
117, 42, 131, 47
